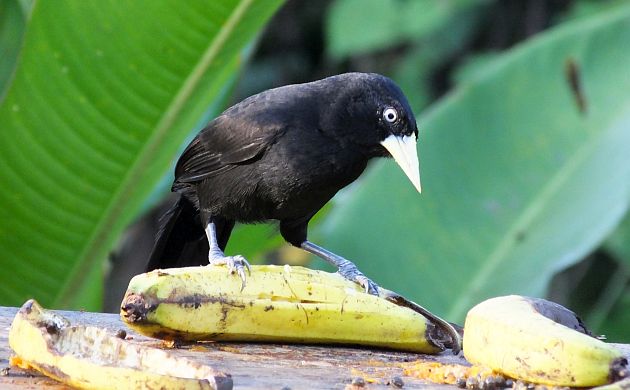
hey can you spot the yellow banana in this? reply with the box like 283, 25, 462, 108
9, 299, 232, 389
463, 295, 628, 387
120, 265, 457, 353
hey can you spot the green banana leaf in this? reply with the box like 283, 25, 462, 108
0, 0, 283, 309
326, 0, 489, 59
317, 5, 630, 322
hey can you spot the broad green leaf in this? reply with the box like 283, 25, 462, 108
228, 224, 284, 264
69, 259, 104, 311
0, 0, 29, 99
605, 213, 630, 267
326, 0, 489, 59
451, 51, 502, 85
0, 0, 283, 309
393, 7, 483, 111
318, 6, 630, 322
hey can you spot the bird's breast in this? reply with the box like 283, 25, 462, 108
240, 145, 368, 221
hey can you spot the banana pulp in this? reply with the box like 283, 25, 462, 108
463, 295, 628, 387
121, 265, 443, 353
9, 299, 232, 390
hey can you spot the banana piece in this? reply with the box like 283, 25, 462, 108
120, 265, 453, 353
9, 299, 232, 389
463, 295, 628, 387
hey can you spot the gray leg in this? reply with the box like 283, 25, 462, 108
300, 241, 379, 295
205, 222, 251, 289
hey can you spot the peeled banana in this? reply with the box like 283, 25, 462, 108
120, 265, 458, 353
463, 295, 628, 387
9, 299, 232, 389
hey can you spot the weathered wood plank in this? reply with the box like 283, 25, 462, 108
0, 306, 462, 389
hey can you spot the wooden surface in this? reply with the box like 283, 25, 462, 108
0, 306, 466, 389
2, 306, 629, 389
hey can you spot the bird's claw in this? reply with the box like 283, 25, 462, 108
337, 263, 379, 296
208, 255, 252, 290
356, 275, 380, 296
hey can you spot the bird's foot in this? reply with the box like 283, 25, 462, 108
337, 262, 380, 296
299, 241, 380, 296
208, 254, 252, 290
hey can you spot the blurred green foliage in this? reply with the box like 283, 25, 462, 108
0, 0, 628, 343
0, 0, 283, 308
320, 0, 630, 342
323, 11, 630, 315
327, 0, 491, 59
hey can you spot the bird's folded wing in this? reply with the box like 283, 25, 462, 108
175, 120, 284, 183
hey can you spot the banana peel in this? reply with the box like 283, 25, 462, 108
463, 295, 628, 387
9, 299, 232, 390
120, 265, 461, 353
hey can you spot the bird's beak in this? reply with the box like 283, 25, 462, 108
380, 134, 421, 193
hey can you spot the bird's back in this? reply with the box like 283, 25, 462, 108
172, 77, 375, 221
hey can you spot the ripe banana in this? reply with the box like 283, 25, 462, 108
120, 265, 458, 353
9, 299, 232, 389
463, 295, 628, 387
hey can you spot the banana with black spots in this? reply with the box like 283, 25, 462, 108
120, 265, 460, 353
464, 295, 628, 387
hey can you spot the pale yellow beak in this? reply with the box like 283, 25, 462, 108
380, 134, 421, 193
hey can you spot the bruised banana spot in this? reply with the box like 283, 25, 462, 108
120, 293, 156, 323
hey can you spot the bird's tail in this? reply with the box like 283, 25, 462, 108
146, 195, 208, 271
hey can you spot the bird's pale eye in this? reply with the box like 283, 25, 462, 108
383, 107, 398, 123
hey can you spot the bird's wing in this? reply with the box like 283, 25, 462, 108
174, 115, 284, 183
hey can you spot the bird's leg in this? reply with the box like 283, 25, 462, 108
300, 241, 379, 295
205, 221, 251, 289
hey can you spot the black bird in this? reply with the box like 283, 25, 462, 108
147, 72, 421, 294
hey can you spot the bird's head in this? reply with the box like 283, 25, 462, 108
321, 73, 421, 193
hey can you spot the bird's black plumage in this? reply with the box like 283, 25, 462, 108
147, 72, 420, 293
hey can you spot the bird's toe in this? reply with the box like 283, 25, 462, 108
336, 262, 380, 296
356, 275, 380, 296
234, 255, 252, 275
208, 254, 252, 289
231, 256, 251, 290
